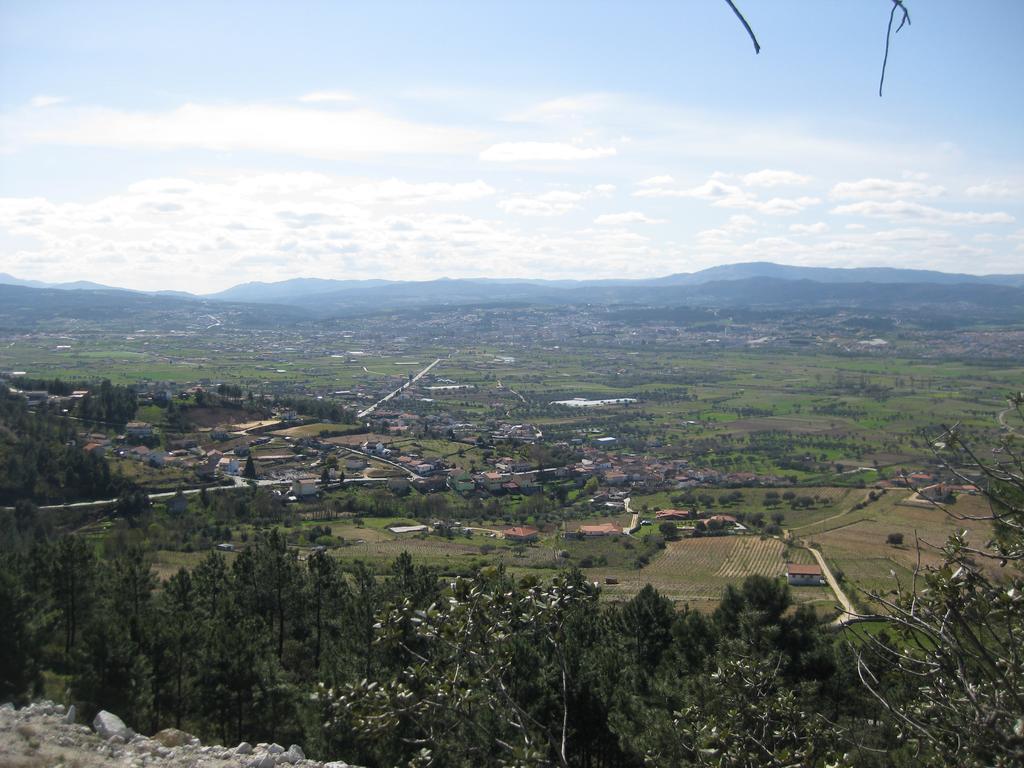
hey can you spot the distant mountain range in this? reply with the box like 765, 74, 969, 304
0, 272, 194, 298
2, 262, 1023, 329
5, 262, 1022, 302
656, 262, 1024, 287
203, 262, 1024, 304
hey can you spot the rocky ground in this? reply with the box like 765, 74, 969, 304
0, 701, 354, 768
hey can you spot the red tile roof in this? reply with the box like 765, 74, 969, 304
786, 564, 822, 576
579, 522, 622, 535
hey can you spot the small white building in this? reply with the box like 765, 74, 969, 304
786, 563, 825, 586
218, 456, 240, 475
292, 476, 318, 497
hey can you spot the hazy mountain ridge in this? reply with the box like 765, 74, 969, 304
0, 284, 311, 331
651, 262, 1024, 287
2, 265, 1023, 329
6, 262, 1023, 302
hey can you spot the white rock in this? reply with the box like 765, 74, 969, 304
63, 704, 76, 724
93, 710, 131, 740
249, 755, 278, 768
236, 741, 254, 755
268, 743, 285, 754
324, 762, 351, 768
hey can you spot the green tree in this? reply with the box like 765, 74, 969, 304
158, 568, 197, 729
853, 402, 1024, 766
0, 558, 43, 702
51, 535, 96, 655
327, 569, 602, 767
71, 551, 156, 728
619, 584, 675, 671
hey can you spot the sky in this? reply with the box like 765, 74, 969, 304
1, 0, 1022, 293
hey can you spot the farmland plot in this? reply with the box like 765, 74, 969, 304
806, 492, 998, 600
716, 536, 784, 578
602, 535, 791, 605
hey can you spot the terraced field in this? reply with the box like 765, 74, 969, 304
598, 534, 792, 607
804, 492, 999, 602
716, 536, 785, 578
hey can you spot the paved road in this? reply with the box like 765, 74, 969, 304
357, 358, 441, 419
998, 406, 1022, 437
623, 497, 640, 534
497, 380, 527, 404
10, 476, 284, 512
789, 489, 875, 532
803, 545, 858, 626
6, 472, 398, 514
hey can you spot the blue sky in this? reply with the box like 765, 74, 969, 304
1, 0, 1022, 291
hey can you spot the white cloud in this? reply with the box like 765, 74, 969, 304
635, 176, 818, 215
741, 169, 811, 188
18, 102, 483, 158
0, 172, 698, 289
330, 179, 496, 206
789, 222, 829, 234
725, 214, 757, 231
694, 214, 758, 247
497, 184, 618, 217
505, 94, 616, 123
593, 211, 663, 226
499, 191, 583, 217
830, 178, 946, 200
29, 95, 65, 108
636, 175, 675, 187
965, 181, 1023, 200
754, 197, 821, 215
298, 90, 356, 103
830, 200, 1014, 225
479, 141, 616, 162
634, 177, 738, 200
0, 173, 508, 286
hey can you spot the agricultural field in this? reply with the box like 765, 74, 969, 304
6, 305, 1021, 614
597, 535, 807, 608
803, 491, 1000, 603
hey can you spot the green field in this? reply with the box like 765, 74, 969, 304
5, 322, 1016, 613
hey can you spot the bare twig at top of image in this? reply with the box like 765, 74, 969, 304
723, 0, 761, 54
724, 0, 912, 96
880, 0, 911, 96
